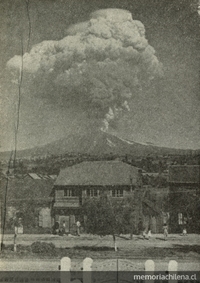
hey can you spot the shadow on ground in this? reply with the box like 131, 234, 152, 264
155, 237, 167, 241
72, 246, 114, 251
1, 243, 200, 259
172, 245, 200, 254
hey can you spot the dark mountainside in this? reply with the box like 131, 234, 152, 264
0, 132, 199, 161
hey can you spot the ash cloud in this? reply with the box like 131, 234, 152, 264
7, 8, 163, 132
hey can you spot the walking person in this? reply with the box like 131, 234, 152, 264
142, 227, 151, 240
182, 217, 188, 236
163, 223, 168, 241
147, 229, 152, 240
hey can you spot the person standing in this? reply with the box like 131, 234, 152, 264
76, 220, 81, 236
62, 221, 66, 234
54, 221, 59, 235
163, 223, 168, 241
147, 229, 152, 239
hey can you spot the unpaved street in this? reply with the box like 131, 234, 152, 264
1, 233, 200, 249
0, 233, 200, 271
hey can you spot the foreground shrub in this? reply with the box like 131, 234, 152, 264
31, 241, 56, 254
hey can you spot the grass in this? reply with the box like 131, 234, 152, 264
1, 243, 200, 260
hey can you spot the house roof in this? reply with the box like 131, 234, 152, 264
55, 161, 139, 186
28, 173, 42, 180
0, 174, 55, 203
168, 165, 200, 184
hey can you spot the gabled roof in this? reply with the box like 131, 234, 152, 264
168, 165, 200, 184
55, 161, 139, 186
0, 175, 55, 203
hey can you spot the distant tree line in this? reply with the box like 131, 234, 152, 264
1, 152, 199, 177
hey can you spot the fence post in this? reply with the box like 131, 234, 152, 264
60, 257, 71, 283
168, 260, 178, 283
83, 257, 93, 283
145, 260, 155, 283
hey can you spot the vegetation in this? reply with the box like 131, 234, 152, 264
1, 151, 199, 176
31, 242, 56, 255
83, 193, 136, 251
0, 236, 200, 260
168, 191, 200, 233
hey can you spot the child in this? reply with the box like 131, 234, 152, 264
182, 227, 187, 236
163, 223, 168, 241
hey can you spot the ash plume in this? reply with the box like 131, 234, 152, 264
7, 8, 163, 132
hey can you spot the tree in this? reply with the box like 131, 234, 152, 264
168, 191, 200, 233
83, 192, 130, 251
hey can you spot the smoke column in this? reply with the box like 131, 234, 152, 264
7, 8, 163, 132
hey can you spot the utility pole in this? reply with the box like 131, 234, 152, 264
198, 155, 200, 195
197, 155, 200, 232
1, 170, 9, 251
133, 169, 144, 235
0, 152, 13, 251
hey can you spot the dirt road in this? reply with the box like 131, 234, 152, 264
0, 233, 199, 271
1, 233, 200, 249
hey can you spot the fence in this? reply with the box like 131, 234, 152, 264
59, 257, 178, 283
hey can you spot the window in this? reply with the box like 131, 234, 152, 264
64, 189, 72, 196
112, 189, 123, 197
86, 189, 99, 197
64, 189, 79, 197
178, 213, 183, 225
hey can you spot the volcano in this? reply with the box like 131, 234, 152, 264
0, 130, 198, 161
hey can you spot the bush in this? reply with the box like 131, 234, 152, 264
31, 241, 56, 255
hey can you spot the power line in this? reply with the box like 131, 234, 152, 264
13, 37, 23, 167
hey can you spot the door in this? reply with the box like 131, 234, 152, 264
59, 215, 70, 233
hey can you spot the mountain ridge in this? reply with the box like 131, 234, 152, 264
0, 131, 199, 161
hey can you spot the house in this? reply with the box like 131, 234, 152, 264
51, 160, 141, 233
168, 165, 200, 233
0, 173, 56, 232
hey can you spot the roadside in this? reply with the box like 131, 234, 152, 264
0, 234, 200, 261
1, 233, 200, 248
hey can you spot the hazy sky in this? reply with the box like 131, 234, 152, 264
0, 0, 199, 151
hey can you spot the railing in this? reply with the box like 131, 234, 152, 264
59, 257, 178, 283
54, 197, 80, 208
